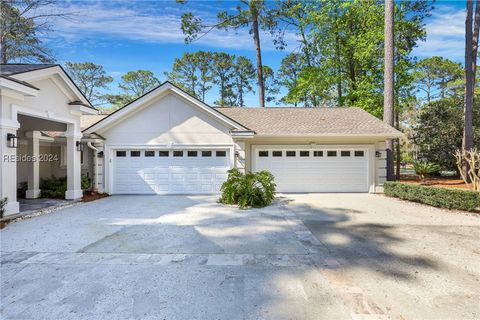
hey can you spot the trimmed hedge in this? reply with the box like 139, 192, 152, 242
384, 182, 480, 211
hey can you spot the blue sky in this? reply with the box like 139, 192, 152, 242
43, 0, 466, 107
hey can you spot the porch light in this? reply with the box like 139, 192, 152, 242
6, 133, 18, 148
97, 151, 104, 158
76, 141, 84, 152
375, 151, 382, 158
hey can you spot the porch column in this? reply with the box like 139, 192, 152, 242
0, 119, 20, 215
65, 124, 83, 200
25, 131, 41, 199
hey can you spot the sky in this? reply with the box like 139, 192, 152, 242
41, 0, 467, 107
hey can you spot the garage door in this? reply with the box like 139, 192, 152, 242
112, 149, 230, 194
253, 146, 369, 193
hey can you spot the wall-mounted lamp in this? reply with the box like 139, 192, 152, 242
7, 133, 18, 148
97, 151, 104, 158
375, 151, 382, 158
76, 141, 84, 152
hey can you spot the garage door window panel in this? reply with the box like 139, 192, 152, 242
286, 151, 296, 157
216, 151, 226, 157
272, 151, 282, 157
327, 151, 337, 157
159, 151, 169, 157
116, 151, 126, 157
188, 151, 198, 157
173, 151, 184, 157
131, 151, 141, 157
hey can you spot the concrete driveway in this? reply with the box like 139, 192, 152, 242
1, 194, 479, 319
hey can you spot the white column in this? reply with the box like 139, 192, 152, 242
25, 131, 41, 198
0, 119, 20, 215
65, 124, 83, 200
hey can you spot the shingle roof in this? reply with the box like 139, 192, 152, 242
81, 114, 108, 130
0, 64, 57, 75
215, 107, 402, 136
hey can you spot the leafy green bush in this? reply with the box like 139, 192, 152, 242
384, 182, 480, 211
220, 169, 276, 209
40, 175, 91, 198
413, 161, 440, 182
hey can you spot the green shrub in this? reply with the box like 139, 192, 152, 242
40, 175, 91, 198
384, 182, 480, 211
413, 161, 440, 182
220, 169, 276, 209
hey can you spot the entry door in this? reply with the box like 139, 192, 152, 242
253, 146, 369, 193
112, 149, 230, 194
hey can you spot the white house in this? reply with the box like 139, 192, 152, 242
1, 64, 402, 217
82, 81, 402, 196
0, 64, 97, 215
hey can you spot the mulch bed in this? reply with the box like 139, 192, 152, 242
82, 192, 109, 202
400, 175, 472, 190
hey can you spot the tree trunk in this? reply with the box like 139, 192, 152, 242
395, 108, 401, 180
464, 0, 474, 152
384, 0, 395, 181
251, 5, 265, 108
335, 33, 342, 105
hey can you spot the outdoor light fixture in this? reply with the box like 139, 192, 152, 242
6, 133, 18, 148
76, 141, 84, 152
375, 151, 382, 158
97, 151, 104, 158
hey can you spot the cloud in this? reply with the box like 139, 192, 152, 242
45, 1, 299, 52
413, 5, 465, 61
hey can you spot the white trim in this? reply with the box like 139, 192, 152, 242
12, 104, 77, 125
12, 66, 92, 107
84, 82, 246, 134
0, 77, 38, 96
69, 105, 98, 115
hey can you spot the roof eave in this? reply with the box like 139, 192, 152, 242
253, 133, 404, 139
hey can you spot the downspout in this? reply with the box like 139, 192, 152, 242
86, 142, 98, 193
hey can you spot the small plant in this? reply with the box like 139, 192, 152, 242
0, 197, 7, 218
413, 161, 439, 184
220, 168, 276, 209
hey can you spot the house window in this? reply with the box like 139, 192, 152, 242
272, 151, 282, 157
188, 151, 198, 157
313, 151, 323, 157
159, 151, 169, 157
286, 151, 296, 157
216, 150, 227, 157
202, 151, 212, 157
130, 151, 140, 157
116, 151, 126, 157
300, 151, 310, 157
173, 151, 184, 157
145, 151, 155, 157
259, 151, 269, 157
327, 151, 337, 157
355, 151, 365, 157
341, 151, 351, 157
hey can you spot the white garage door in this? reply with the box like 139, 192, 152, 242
112, 149, 230, 194
253, 146, 369, 193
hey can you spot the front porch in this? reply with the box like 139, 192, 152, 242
0, 64, 98, 216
